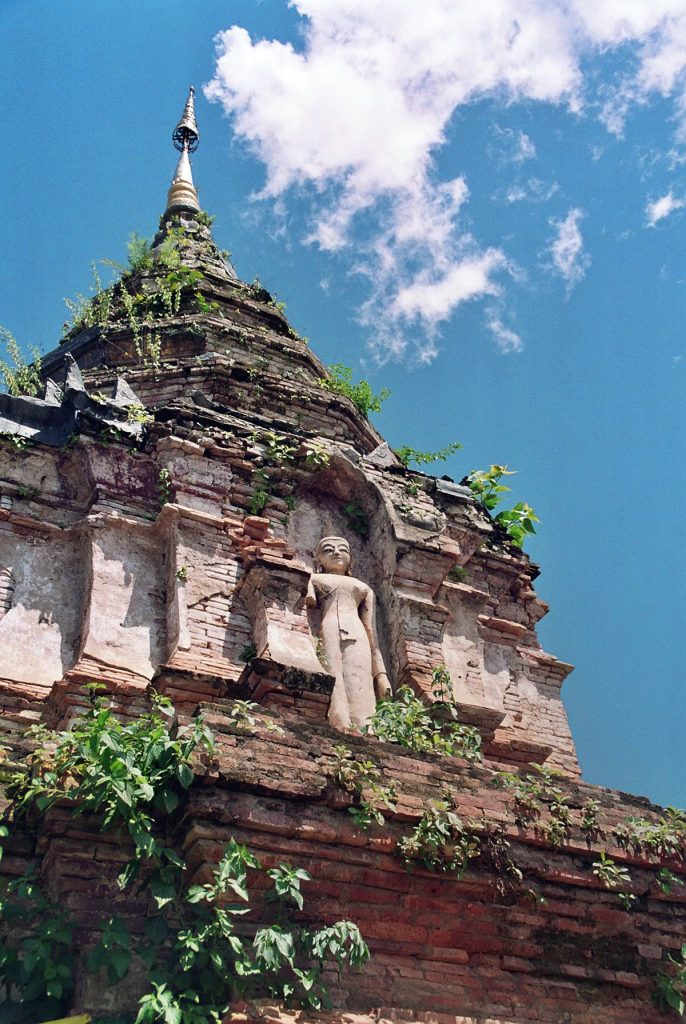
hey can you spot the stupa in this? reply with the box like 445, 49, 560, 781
0, 88, 682, 1024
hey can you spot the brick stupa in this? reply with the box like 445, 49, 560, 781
0, 89, 683, 1023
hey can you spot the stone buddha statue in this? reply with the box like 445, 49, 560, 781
306, 536, 391, 729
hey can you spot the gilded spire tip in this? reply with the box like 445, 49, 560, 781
166, 86, 200, 213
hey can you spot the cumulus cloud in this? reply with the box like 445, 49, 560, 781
646, 190, 685, 226
206, 0, 686, 360
547, 209, 590, 291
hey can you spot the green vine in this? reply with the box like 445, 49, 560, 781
0, 690, 369, 1023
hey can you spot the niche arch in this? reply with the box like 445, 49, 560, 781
286, 453, 400, 690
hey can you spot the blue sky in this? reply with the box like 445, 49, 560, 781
1, 0, 685, 807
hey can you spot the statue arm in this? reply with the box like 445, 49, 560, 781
360, 588, 391, 698
305, 576, 318, 607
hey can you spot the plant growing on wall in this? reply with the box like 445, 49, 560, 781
0, 327, 43, 398
319, 364, 390, 417
398, 796, 480, 876
331, 745, 397, 828
0, 690, 370, 1023
365, 667, 482, 763
394, 441, 463, 468
467, 465, 539, 549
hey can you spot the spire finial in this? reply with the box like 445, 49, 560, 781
172, 86, 199, 153
166, 86, 200, 213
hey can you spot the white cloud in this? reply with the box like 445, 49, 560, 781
493, 126, 538, 165
503, 177, 559, 203
547, 209, 590, 291
486, 309, 524, 353
646, 190, 685, 225
206, 0, 686, 360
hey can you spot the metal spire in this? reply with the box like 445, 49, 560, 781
166, 86, 200, 213
172, 86, 199, 152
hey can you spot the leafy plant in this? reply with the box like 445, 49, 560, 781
331, 745, 397, 829
398, 796, 480, 876
239, 643, 258, 663
656, 869, 686, 895
158, 467, 172, 506
0, 433, 30, 451
580, 797, 602, 837
2, 681, 370, 1023
227, 700, 283, 736
132, 838, 369, 1021
447, 565, 468, 583
127, 403, 153, 425
303, 442, 330, 469
467, 464, 516, 510
195, 211, 216, 229
592, 851, 636, 909
394, 441, 462, 468
127, 233, 154, 273
0, 327, 43, 397
365, 667, 482, 764
654, 945, 686, 1017
492, 503, 540, 549
343, 499, 369, 538
474, 818, 524, 896
249, 487, 270, 515
0, 866, 75, 1011
176, 565, 189, 582
261, 430, 298, 464
497, 763, 567, 832
63, 264, 115, 336
319, 364, 390, 417
467, 465, 539, 549
88, 914, 132, 985
613, 808, 686, 860
10, 689, 214, 884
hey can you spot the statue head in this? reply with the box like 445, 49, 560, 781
314, 536, 351, 576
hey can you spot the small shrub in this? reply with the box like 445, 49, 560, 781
239, 643, 258, 663
398, 796, 480, 875
592, 851, 636, 909
157, 468, 172, 507
319, 364, 390, 417
343, 499, 369, 538
331, 746, 397, 829
0, 328, 42, 398
467, 465, 539, 549
365, 667, 482, 764
394, 441, 462, 468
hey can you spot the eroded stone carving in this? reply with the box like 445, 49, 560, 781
307, 536, 390, 729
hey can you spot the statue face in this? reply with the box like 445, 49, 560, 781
315, 536, 351, 575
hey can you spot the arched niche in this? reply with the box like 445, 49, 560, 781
285, 454, 398, 690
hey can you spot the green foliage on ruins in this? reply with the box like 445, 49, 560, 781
331, 745, 398, 828
394, 440, 463, 468
467, 464, 540, 548
0, 689, 370, 1023
319, 363, 390, 417
59, 220, 222, 368
365, 666, 482, 763
0, 327, 42, 398
398, 796, 480, 875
